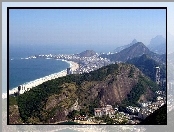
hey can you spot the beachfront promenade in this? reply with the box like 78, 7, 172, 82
14, 69, 67, 95
3, 53, 112, 99
2, 61, 78, 99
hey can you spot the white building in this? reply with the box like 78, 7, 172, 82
94, 105, 115, 117
155, 66, 160, 85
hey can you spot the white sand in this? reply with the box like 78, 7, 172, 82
2, 60, 79, 99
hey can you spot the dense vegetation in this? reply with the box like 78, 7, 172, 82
16, 64, 119, 123
127, 54, 166, 81
10, 63, 160, 124
9, 96, 18, 106
122, 75, 158, 107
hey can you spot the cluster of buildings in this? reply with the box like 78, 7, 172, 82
33, 53, 114, 75
138, 98, 166, 119
94, 105, 140, 124
74, 115, 88, 121
92, 93, 166, 124
126, 106, 140, 114
94, 105, 116, 118
125, 90, 166, 120
76, 55, 112, 74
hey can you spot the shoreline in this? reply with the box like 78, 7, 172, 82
2, 60, 79, 99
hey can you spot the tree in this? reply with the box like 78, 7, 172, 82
67, 110, 80, 119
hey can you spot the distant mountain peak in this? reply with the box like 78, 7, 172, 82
79, 50, 97, 57
114, 39, 138, 53
148, 35, 166, 54
154, 35, 164, 38
131, 39, 138, 44
150, 35, 165, 43
131, 42, 146, 47
100, 42, 154, 62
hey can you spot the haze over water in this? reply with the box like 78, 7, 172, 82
9, 43, 114, 93
7, 9, 166, 94
10, 9, 166, 49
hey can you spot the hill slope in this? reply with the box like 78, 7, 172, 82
126, 54, 166, 81
10, 63, 160, 124
100, 42, 162, 63
100, 42, 166, 64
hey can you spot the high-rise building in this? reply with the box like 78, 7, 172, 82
67, 67, 72, 75
160, 78, 166, 91
18, 85, 21, 95
155, 67, 160, 85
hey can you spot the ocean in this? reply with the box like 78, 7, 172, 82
8, 44, 113, 92
9, 44, 79, 91
9, 58, 69, 89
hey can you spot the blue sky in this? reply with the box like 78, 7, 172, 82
9, 9, 166, 48
2, 2, 173, 99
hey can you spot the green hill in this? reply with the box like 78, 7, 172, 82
9, 63, 160, 124
126, 54, 166, 81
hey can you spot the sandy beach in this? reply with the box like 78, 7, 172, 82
2, 60, 79, 99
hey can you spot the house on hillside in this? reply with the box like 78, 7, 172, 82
94, 105, 115, 118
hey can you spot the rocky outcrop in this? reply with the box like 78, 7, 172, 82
78, 64, 142, 107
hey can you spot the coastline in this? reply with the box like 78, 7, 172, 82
2, 60, 79, 99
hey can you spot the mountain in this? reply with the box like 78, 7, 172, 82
147, 35, 166, 54
126, 54, 166, 81
10, 63, 159, 124
139, 104, 167, 125
159, 53, 166, 63
100, 42, 165, 64
78, 50, 97, 57
100, 42, 156, 62
114, 39, 138, 53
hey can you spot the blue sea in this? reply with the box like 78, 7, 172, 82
9, 45, 72, 90
9, 44, 112, 91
